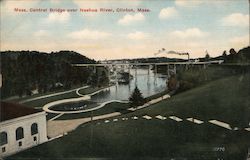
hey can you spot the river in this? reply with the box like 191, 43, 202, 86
91, 68, 168, 103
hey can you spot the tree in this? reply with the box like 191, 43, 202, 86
167, 74, 178, 91
0, 50, 96, 98
129, 86, 145, 107
229, 48, 238, 62
87, 72, 98, 86
222, 50, 227, 57
205, 53, 210, 61
99, 70, 109, 86
229, 48, 237, 55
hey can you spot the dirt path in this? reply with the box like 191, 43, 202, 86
47, 112, 121, 138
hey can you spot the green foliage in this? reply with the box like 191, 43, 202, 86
177, 65, 249, 93
167, 74, 178, 91
229, 48, 237, 55
222, 46, 250, 63
99, 70, 109, 86
87, 69, 109, 87
0, 51, 95, 98
129, 86, 145, 107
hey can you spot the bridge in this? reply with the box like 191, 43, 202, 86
72, 60, 224, 67
72, 60, 224, 85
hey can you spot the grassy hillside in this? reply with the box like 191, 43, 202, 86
8, 72, 250, 159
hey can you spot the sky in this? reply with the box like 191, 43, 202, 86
0, 0, 249, 60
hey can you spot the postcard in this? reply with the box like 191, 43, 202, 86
0, 0, 249, 159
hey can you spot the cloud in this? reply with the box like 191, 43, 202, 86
159, 7, 178, 20
45, 12, 70, 23
118, 13, 145, 25
34, 30, 50, 37
229, 35, 249, 46
68, 29, 111, 40
170, 28, 209, 39
222, 13, 249, 27
175, 0, 188, 6
127, 31, 149, 40
175, 0, 203, 7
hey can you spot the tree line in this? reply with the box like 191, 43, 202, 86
0, 50, 109, 99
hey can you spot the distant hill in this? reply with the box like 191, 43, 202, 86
0, 50, 95, 98
108, 57, 187, 63
0, 50, 95, 64
50, 51, 95, 64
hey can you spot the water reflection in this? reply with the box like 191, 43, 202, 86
91, 69, 167, 103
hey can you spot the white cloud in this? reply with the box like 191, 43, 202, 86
175, 0, 188, 6
170, 28, 209, 39
127, 31, 149, 40
68, 29, 111, 40
222, 13, 249, 27
159, 7, 178, 20
229, 35, 249, 46
34, 30, 50, 37
45, 12, 70, 23
118, 13, 145, 25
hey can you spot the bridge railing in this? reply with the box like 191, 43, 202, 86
71, 60, 224, 67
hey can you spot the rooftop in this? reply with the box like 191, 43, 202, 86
0, 101, 41, 122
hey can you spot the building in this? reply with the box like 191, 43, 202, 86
0, 102, 48, 158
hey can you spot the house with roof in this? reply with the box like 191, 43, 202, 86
0, 102, 48, 158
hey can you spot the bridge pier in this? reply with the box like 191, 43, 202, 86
93, 66, 97, 73
135, 65, 138, 85
128, 65, 131, 80
174, 64, 176, 74
147, 65, 150, 85
148, 65, 150, 75
114, 65, 118, 86
154, 64, 157, 84
203, 64, 207, 69
167, 65, 170, 77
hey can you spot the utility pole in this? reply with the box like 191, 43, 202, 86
89, 110, 93, 150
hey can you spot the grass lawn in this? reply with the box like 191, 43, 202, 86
6, 86, 101, 109
21, 86, 108, 108
134, 73, 250, 128
5, 84, 86, 103
20, 91, 81, 108
57, 102, 130, 120
77, 86, 108, 95
7, 72, 250, 159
